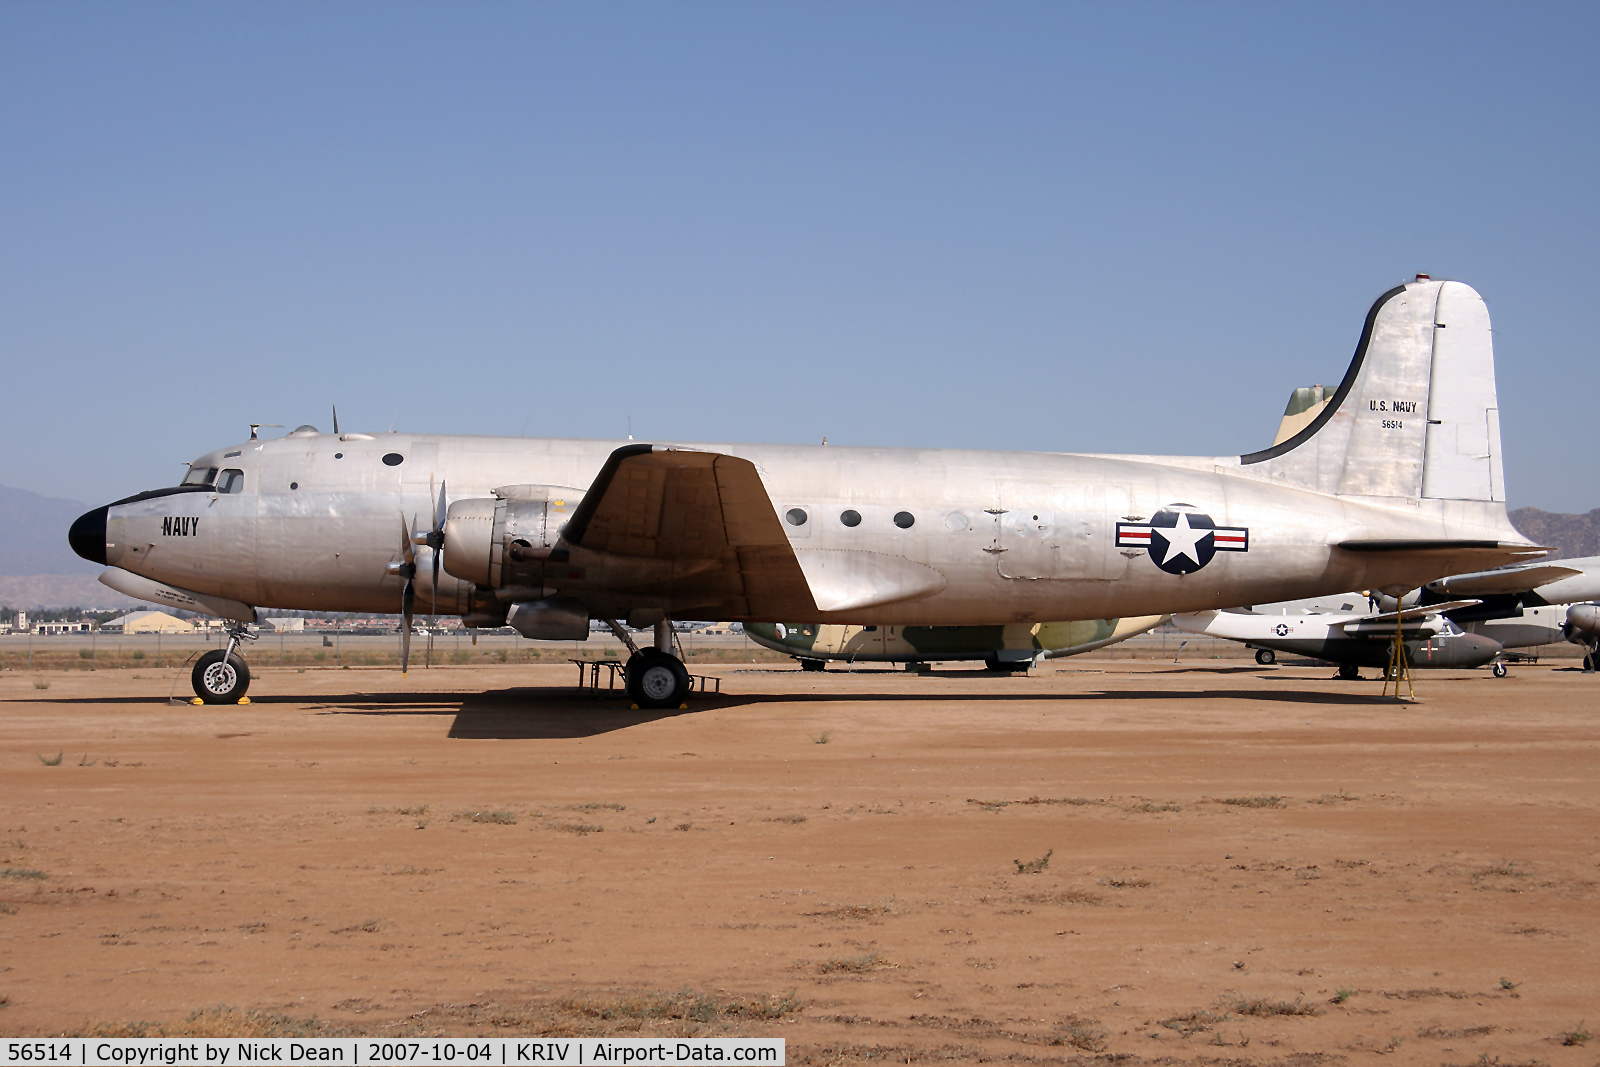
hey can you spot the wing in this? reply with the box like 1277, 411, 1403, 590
559, 445, 819, 618
1427, 563, 1586, 597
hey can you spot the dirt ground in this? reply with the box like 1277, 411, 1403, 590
1, 656, 1596, 1064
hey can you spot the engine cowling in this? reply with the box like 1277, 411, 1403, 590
441, 484, 584, 587
1565, 603, 1599, 641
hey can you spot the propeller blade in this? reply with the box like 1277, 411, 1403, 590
401, 578, 414, 675
430, 479, 446, 621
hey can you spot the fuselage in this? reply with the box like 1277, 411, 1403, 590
73, 429, 1528, 626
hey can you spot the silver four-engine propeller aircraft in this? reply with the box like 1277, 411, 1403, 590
70, 277, 1541, 707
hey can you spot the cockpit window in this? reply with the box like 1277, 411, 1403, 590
217, 469, 245, 494
181, 466, 218, 486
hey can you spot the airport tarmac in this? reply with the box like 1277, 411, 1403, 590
1, 658, 1596, 1063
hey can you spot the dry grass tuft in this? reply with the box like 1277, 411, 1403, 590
1102, 877, 1152, 889
1159, 1009, 1226, 1035
1017, 888, 1102, 906
1013, 849, 1053, 875
1230, 996, 1321, 1017
1471, 860, 1530, 881
807, 898, 897, 920
817, 952, 887, 974
558, 989, 802, 1025
454, 810, 517, 825
763, 814, 808, 824
1127, 800, 1180, 813
1050, 1019, 1108, 1051
556, 822, 604, 834
1217, 795, 1286, 808
1, 868, 47, 881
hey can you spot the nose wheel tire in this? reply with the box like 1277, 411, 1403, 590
1254, 648, 1276, 666
626, 649, 690, 709
1491, 662, 1508, 678
798, 658, 827, 672
192, 649, 251, 704
1337, 662, 1361, 681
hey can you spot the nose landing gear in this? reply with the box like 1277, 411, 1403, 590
192, 622, 257, 704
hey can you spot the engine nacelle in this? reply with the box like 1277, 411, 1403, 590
1565, 603, 1599, 641
441, 484, 584, 587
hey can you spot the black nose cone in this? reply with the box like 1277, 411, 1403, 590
69, 506, 109, 565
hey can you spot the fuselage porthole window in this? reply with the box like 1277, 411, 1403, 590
217, 469, 245, 494
894, 511, 915, 529
289, 482, 299, 491
382, 453, 405, 466
334, 452, 344, 460
840, 509, 862, 528
785, 508, 808, 527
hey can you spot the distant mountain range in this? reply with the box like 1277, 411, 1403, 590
1508, 508, 1600, 560
0, 484, 104, 576
1, 484, 1595, 609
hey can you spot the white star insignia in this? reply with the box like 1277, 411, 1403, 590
1155, 511, 1211, 567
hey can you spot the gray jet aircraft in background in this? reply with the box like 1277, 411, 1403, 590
71, 277, 1540, 706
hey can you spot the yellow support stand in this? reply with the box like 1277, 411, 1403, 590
1383, 609, 1415, 700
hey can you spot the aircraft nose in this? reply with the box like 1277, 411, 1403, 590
68, 505, 109, 565
1460, 632, 1503, 663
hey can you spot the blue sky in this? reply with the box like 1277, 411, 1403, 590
3, 2, 1596, 511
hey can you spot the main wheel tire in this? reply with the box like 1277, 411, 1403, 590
1492, 662, 1508, 678
1255, 648, 1276, 666
1337, 662, 1361, 681
799, 658, 827, 672
192, 649, 250, 704
626, 649, 690, 709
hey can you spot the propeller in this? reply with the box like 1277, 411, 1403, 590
410, 479, 448, 628
387, 480, 449, 675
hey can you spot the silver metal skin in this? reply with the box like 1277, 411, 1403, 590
72, 280, 1540, 655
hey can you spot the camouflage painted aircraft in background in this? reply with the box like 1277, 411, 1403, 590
72, 277, 1541, 707
744, 616, 1162, 671
1174, 601, 1504, 678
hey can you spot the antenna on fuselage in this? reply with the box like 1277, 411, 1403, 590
332, 405, 340, 434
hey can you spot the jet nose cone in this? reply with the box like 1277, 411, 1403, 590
68, 506, 109, 565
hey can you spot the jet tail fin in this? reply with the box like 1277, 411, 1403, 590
1240, 278, 1506, 503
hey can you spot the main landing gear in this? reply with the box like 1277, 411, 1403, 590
1255, 648, 1277, 666
625, 619, 692, 709
1337, 662, 1361, 681
192, 622, 257, 703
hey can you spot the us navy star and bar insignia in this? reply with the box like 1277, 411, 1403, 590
1116, 505, 1249, 575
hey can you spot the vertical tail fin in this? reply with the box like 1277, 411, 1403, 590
1239, 278, 1505, 502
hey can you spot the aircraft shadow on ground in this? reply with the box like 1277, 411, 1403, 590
433, 683, 1402, 739
13, 675, 1406, 732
